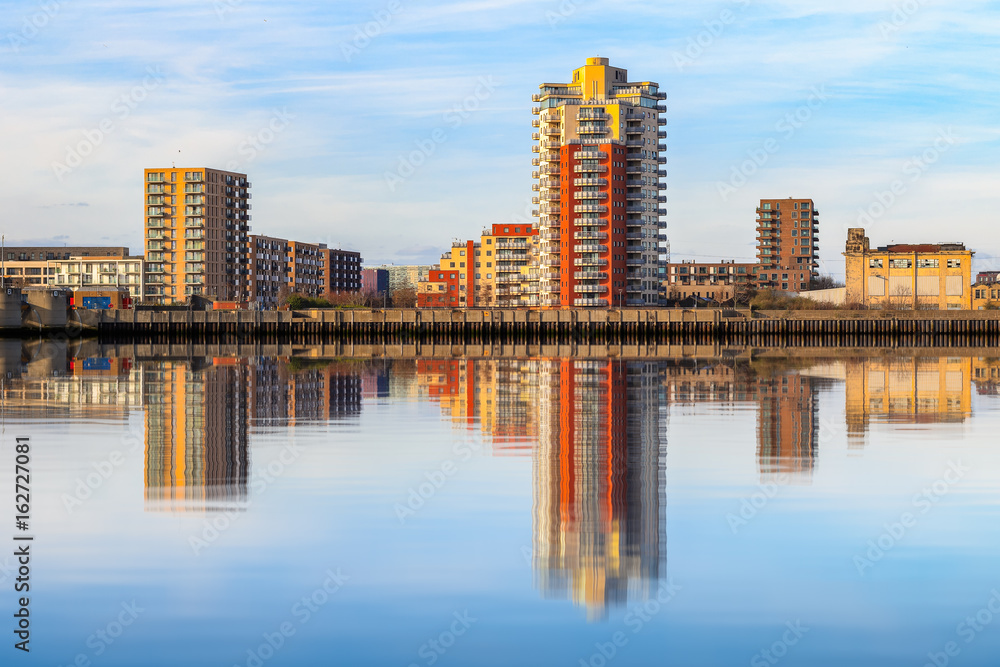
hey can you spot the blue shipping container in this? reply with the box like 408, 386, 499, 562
83, 358, 112, 371
82, 297, 112, 309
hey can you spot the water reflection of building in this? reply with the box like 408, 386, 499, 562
144, 360, 250, 512
661, 360, 819, 481
532, 360, 664, 621
757, 374, 817, 479
972, 357, 1000, 396
415, 359, 539, 452
844, 357, 972, 447
415, 357, 666, 619
0, 341, 144, 419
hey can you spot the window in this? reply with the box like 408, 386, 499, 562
486, 273, 492, 279
450, 262, 455, 268
917, 259, 939, 268
459, 250, 465, 256
762, 203, 771, 210
450, 273, 456, 279
890, 259, 912, 269
486, 250, 492, 256
869, 259, 883, 269
947, 259, 961, 268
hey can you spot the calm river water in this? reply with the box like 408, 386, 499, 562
3, 340, 1000, 666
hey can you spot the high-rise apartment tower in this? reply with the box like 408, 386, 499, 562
530, 57, 667, 307
144, 167, 251, 304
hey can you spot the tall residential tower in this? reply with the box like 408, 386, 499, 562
530, 57, 667, 307
144, 167, 251, 304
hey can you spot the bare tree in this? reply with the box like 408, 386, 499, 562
392, 287, 417, 308
810, 275, 845, 290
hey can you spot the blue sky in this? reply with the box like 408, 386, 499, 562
3, 0, 999, 278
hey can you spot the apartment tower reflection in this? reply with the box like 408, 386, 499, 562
144, 360, 250, 511
532, 360, 665, 621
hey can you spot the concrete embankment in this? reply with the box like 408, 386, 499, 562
69, 308, 1000, 343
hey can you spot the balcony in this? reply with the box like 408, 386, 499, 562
574, 258, 608, 267
573, 150, 607, 160
496, 240, 529, 249
574, 178, 607, 187
573, 217, 608, 227
657, 156, 667, 164
574, 244, 607, 254
574, 272, 607, 280
574, 298, 608, 307
541, 140, 561, 149
495, 251, 528, 260
532, 107, 541, 115
658, 130, 667, 139
539, 232, 560, 241
575, 285, 608, 294
574, 205, 607, 214
574, 231, 607, 241
532, 132, 541, 141
578, 125, 608, 135
574, 191, 607, 200
532, 119, 540, 128
577, 111, 611, 121
573, 164, 607, 173
496, 264, 523, 273
626, 259, 646, 266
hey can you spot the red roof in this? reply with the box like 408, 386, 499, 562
884, 244, 946, 253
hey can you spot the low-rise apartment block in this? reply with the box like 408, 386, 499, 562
417, 224, 538, 308
49, 256, 146, 300
663, 260, 757, 303
0, 246, 131, 289
326, 249, 362, 293
248, 235, 290, 308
